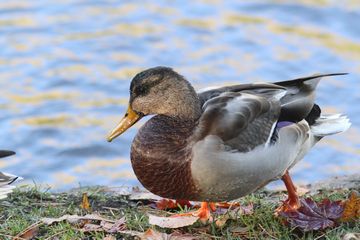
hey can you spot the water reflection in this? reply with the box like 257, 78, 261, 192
0, 0, 359, 190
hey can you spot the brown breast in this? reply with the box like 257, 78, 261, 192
130, 115, 202, 200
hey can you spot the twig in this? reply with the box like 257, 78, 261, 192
313, 226, 339, 240
258, 223, 277, 239
102, 206, 121, 211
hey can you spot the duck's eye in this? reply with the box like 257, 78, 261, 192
133, 85, 148, 96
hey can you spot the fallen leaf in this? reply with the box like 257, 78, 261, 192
81, 192, 91, 211
215, 214, 230, 228
82, 223, 102, 232
104, 217, 127, 233
129, 188, 162, 201
81, 217, 126, 233
340, 192, 360, 222
103, 235, 117, 240
279, 198, 344, 231
148, 214, 199, 228
215, 204, 253, 228
14, 222, 41, 240
42, 214, 114, 225
215, 203, 254, 217
121, 228, 197, 240
342, 233, 360, 240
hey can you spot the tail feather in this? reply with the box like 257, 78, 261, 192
311, 114, 351, 137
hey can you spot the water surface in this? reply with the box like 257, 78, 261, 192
0, 0, 359, 190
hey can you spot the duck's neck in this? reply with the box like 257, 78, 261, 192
158, 81, 202, 120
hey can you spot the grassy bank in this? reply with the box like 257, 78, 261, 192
0, 183, 359, 239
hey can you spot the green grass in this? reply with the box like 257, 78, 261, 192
0, 186, 358, 239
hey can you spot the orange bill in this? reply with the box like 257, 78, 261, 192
107, 105, 141, 142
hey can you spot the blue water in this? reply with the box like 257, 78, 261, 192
0, 0, 359, 190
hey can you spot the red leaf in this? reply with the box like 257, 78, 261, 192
279, 198, 344, 231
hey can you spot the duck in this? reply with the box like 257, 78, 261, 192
0, 150, 21, 199
107, 66, 351, 219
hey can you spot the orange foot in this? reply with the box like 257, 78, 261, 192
276, 196, 301, 213
156, 199, 192, 210
275, 171, 301, 214
171, 202, 216, 223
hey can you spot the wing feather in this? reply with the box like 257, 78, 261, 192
195, 89, 284, 152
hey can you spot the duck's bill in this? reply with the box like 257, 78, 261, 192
107, 106, 142, 142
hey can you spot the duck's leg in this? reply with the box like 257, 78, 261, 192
276, 171, 301, 212
171, 202, 215, 223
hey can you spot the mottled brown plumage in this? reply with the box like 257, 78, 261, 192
131, 115, 200, 199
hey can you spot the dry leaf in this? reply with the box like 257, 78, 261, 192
120, 228, 197, 240
103, 235, 117, 240
42, 214, 114, 225
215, 204, 253, 228
81, 217, 126, 233
215, 214, 230, 228
129, 188, 162, 201
342, 233, 360, 240
148, 214, 199, 228
81, 192, 91, 211
104, 217, 126, 233
82, 223, 102, 232
215, 203, 254, 217
340, 192, 360, 222
14, 222, 41, 240
280, 198, 344, 231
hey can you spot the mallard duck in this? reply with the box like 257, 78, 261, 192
0, 150, 21, 199
107, 67, 350, 218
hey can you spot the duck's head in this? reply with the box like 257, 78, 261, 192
107, 66, 201, 142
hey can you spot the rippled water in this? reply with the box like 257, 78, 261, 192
0, 0, 359, 191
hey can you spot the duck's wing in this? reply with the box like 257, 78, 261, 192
198, 73, 347, 123
0, 150, 20, 199
195, 88, 286, 152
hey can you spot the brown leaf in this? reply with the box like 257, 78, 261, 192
121, 228, 197, 240
82, 223, 102, 232
279, 198, 344, 231
148, 214, 199, 228
81, 192, 91, 211
14, 222, 41, 240
103, 235, 117, 240
340, 192, 360, 222
82, 217, 126, 233
215, 204, 253, 228
215, 214, 230, 228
